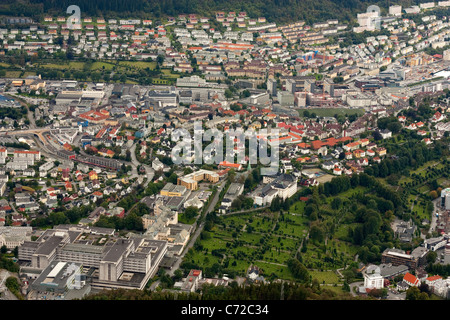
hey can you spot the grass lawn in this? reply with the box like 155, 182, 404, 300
276, 220, 308, 238
161, 68, 181, 78
118, 61, 157, 69
262, 248, 293, 264
201, 233, 230, 252
226, 259, 249, 274
437, 177, 450, 188
5, 71, 21, 77
239, 232, 264, 246
40, 61, 85, 70
309, 270, 341, 284
412, 201, 429, 220
177, 212, 196, 224
418, 185, 431, 194
22, 72, 36, 77
322, 285, 346, 295
248, 213, 277, 233
289, 201, 306, 214
334, 186, 365, 198
334, 223, 358, 240
266, 236, 299, 252
90, 61, 115, 71
298, 107, 365, 118
254, 261, 295, 280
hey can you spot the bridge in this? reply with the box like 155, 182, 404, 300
0, 128, 51, 145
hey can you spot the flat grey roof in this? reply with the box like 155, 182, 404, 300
61, 243, 104, 255
34, 236, 64, 256
102, 239, 133, 263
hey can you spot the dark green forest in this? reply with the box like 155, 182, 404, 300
0, 0, 432, 25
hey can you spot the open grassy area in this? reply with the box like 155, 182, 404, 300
184, 205, 353, 286
39, 61, 84, 70
161, 68, 180, 78
90, 61, 115, 71
334, 223, 358, 240
309, 270, 341, 284
177, 212, 197, 225
255, 261, 295, 280
289, 201, 306, 214
22, 71, 37, 77
4, 71, 21, 77
437, 177, 450, 188
118, 61, 157, 69
301, 238, 358, 270
298, 107, 365, 118
321, 285, 346, 295
399, 160, 444, 185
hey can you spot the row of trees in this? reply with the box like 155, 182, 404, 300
85, 279, 356, 300
31, 204, 95, 228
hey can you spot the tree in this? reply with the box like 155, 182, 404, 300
287, 258, 309, 283
91, 72, 101, 83
406, 286, 428, 300
373, 131, 383, 141
184, 206, 199, 220
426, 251, 437, 264
224, 89, 233, 99
0, 245, 7, 254
310, 224, 324, 243
429, 190, 438, 200
124, 213, 143, 231
173, 269, 184, 282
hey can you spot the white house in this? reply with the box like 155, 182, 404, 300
363, 265, 384, 289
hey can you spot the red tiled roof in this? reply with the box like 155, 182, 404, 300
404, 272, 419, 285
426, 275, 442, 282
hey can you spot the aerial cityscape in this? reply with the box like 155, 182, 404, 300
1, 0, 450, 305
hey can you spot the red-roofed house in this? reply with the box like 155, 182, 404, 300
425, 275, 442, 285
65, 182, 73, 192
219, 161, 242, 171
88, 171, 98, 181
403, 272, 420, 287
432, 112, 445, 122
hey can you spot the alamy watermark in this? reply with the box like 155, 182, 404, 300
66, 5, 81, 30
171, 122, 280, 175
366, 5, 382, 30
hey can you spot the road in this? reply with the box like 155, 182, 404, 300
204, 180, 227, 215
129, 142, 155, 182
150, 180, 228, 290
0, 270, 18, 301
165, 221, 205, 279
149, 221, 206, 291
431, 197, 441, 233
349, 281, 364, 296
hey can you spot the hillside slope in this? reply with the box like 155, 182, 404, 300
2, 0, 422, 24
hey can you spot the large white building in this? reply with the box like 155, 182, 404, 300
254, 174, 297, 206
363, 265, 384, 289
176, 75, 207, 87
0, 226, 33, 249
13, 150, 40, 163
389, 5, 402, 16
18, 226, 168, 290
0, 148, 6, 164
442, 188, 450, 210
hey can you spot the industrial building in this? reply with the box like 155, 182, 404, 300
19, 225, 167, 290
